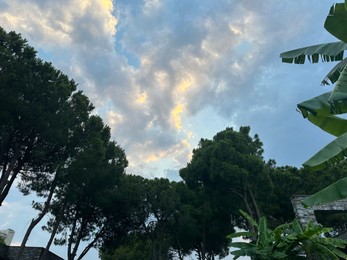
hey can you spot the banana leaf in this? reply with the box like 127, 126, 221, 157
302, 177, 347, 207
280, 42, 347, 64
329, 65, 347, 104
229, 242, 257, 259
303, 132, 347, 171
322, 57, 347, 85
307, 114, 347, 137
297, 92, 347, 118
298, 92, 333, 117
257, 217, 268, 248
325, 3, 347, 43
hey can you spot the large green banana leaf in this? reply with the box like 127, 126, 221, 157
329, 64, 347, 104
325, 3, 347, 43
298, 92, 335, 117
322, 57, 347, 85
303, 132, 347, 171
302, 177, 347, 207
307, 114, 347, 137
280, 41, 347, 64
297, 92, 347, 118
298, 66, 347, 136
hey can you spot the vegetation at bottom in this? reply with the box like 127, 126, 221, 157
3, 0, 347, 259
229, 210, 347, 260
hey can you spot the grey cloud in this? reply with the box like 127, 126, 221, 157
0, 0, 335, 176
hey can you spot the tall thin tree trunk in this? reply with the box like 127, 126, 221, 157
70, 217, 88, 260
16, 175, 58, 260
248, 184, 260, 221
68, 214, 79, 260
0, 142, 33, 206
76, 226, 104, 260
202, 224, 206, 260
41, 204, 65, 260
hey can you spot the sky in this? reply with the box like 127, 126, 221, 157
0, 0, 343, 259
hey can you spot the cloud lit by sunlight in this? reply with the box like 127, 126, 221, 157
171, 103, 184, 130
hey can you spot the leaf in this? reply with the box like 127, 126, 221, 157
230, 242, 258, 258
303, 132, 347, 170
292, 219, 303, 234
325, 3, 347, 43
322, 57, 347, 85
307, 114, 347, 137
312, 243, 339, 260
280, 42, 347, 64
231, 246, 257, 260
302, 177, 347, 206
331, 247, 347, 259
298, 92, 336, 118
239, 209, 258, 228
272, 251, 288, 259
329, 65, 347, 105
257, 217, 268, 247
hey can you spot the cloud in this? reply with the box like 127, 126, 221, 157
0, 0, 336, 178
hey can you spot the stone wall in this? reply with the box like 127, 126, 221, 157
291, 195, 347, 227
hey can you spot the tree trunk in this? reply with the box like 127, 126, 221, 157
41, 218, 61, 260
0, 141, 33, 206
202, 225, 206, 260
67, 214, 79, 260
76, 226, 104, 260
70, 217, 88, 260
16, 175, 58, 260
41, 204, 65, 260
248, 184, 260, 221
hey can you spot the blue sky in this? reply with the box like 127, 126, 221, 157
0, 0, 343, 259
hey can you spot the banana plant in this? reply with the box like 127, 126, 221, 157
228, 210, 347, 259
280, 1, 347, 206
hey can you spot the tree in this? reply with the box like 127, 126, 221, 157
15, 91, 94, 260
41, 116, 128, 260
179, 126, 270, 259
0, 26, 94, 206
100, 233, 153, 260
100, 176, 185, 260
100, 174, 150, 260
280, 1, 347, 206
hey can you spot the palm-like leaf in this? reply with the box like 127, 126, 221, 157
299, 66, 347, 170
329, 64, 347, 104
322, 57, 347, 85
325, 3, 347, 43
306, 114, 347, 137
280, 42, 347, 64
303, 132, 347, 170
302, 177, 347, 206
297, 92, 347, 136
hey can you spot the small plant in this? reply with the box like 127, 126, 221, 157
228, 210, 347, 259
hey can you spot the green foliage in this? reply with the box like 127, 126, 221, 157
179, 126, 272, 258
229, 210, 347, 260
280, 1, 347, 206
325, 2, 347, 43
280, 41, 347, 65
0, 26, 94, 206
100, 233, 153, 260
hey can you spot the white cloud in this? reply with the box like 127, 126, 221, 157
0, 0, 336, 175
